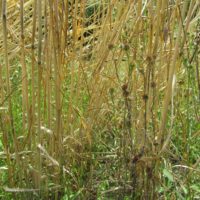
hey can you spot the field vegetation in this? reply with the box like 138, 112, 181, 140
0, 0, 200, 199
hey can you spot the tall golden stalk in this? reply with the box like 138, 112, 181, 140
2, 0, 22, 187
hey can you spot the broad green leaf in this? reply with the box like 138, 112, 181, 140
181, 185, 188, 194
190, 185, 200, 193
163, 169, 174, 182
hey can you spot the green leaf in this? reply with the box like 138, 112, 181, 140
163, 169, 174, 182
70, 188, 84, 200
190, 185, 200, 193
181, 185, 188, 194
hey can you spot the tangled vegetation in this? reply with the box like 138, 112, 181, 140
0, 0, 200, 199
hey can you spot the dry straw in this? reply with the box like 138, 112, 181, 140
0, 0, 199, 199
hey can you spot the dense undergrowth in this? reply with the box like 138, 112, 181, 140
0, 0, 200, 199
